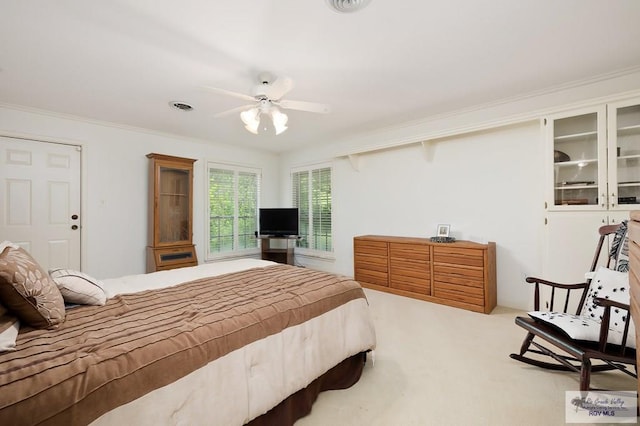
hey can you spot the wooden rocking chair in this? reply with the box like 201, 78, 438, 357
510, 222, 637, 391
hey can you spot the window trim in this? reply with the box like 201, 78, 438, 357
206, 161, 261, 261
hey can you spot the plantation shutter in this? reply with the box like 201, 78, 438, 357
209, 166, 260, 256
291, 166, 331, 252
312, 167, 332, 251
238, 171, 259, 249
209, 168, 235, 253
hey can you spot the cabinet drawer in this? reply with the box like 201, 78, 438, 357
354, 252, 388, 272
433, 281, 484, 306
354, 239, 388, 256
390, 274, 430, 294
389, 242, 430, 262
433, 247, 484, 267
389, 242, 430, 294
355, 268, 389, 287
433, 264, 484, 287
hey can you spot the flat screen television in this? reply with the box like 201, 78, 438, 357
259, 208, 299, 237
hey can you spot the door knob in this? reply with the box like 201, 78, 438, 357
71, 225, 78, 230
71, 214, 79, 220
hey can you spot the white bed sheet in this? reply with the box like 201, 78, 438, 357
92, 259, 376, 426
102, 258, 276, 297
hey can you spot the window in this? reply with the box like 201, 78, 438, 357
291, 165, 332, 253
208, 163, 260, 258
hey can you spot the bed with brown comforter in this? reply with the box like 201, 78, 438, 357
0, 256, 376, 426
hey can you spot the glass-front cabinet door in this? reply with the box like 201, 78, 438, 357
158, 166, 191, 243
547, 106, 607, 210
608, 99, 640, 210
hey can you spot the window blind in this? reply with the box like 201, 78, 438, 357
209, 165, 260, 256
292, 166, 332, 252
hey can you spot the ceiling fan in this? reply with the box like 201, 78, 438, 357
204, 72, 330, 135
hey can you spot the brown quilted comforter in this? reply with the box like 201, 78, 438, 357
0, 264, 366, 425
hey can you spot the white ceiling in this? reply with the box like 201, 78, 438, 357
1, 1, 640, 153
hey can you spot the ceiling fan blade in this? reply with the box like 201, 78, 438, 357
202, 85, 255, 102
278, 99, 330, 114
213, 104, 255, 118
267, 76, 294, 100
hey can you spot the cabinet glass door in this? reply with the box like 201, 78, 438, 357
609, 101, 640, 209
158, 167, 190, 243
551, 111, 605, 207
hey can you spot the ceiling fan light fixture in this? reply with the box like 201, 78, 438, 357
271, 109, 288, 135
240, 108, 260, 134
240, 108, 259, 126
244, 122, 259, 135
326, 0, 372, 13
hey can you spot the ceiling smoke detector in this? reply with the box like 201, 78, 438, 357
169, 101, 193, 111
326, 0, 372, 13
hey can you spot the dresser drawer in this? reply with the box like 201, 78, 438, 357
389, 242, 430, 262
433, 281, 484, 306
433, 264, 484, 287
354, 239, 388, 256
355, 268, 389, 287
433, 246, 484, 267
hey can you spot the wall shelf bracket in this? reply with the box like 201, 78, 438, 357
421, 140, 436, 162
348, 154, 361, 171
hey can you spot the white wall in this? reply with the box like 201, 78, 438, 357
283, 122, 544, 310
0, 106, 280, 280
280, 70, 640, 310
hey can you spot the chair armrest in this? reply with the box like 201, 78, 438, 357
594, 297, 632, 352
525, 277, 589, 312
593, 297, 630, 311
525, 276, 589, 290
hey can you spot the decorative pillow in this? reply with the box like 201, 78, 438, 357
0, 246, 65, 329
610, 221, 629, 272
49, 268, 107, 306
0, 303, 19, 352
581, 266, 630, 324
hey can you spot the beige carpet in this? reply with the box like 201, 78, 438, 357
296, 288, 637, 426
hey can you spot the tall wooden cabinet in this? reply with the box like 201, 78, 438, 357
354, 235, 496, 314
146, 153, 198, 272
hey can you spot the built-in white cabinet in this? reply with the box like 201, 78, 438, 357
542, 97, 640, 283
546, 97, 640, 210
607, 98, 640, 209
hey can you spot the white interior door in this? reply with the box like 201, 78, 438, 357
0, 137, 81, 271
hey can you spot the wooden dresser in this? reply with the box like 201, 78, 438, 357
354, 235, 496, 313
629, 211, 640, 397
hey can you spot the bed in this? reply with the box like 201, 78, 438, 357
0, 244, 376, 426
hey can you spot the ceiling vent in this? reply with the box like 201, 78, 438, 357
169, 101, 193, 111
326, 0, 372, 13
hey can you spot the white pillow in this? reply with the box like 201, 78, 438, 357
581, 266, 630, 327
49, 268, 107, 306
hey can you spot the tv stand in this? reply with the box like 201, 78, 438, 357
259, 236, 296, 265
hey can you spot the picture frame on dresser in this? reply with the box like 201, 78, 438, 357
437, 224, 450, 238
